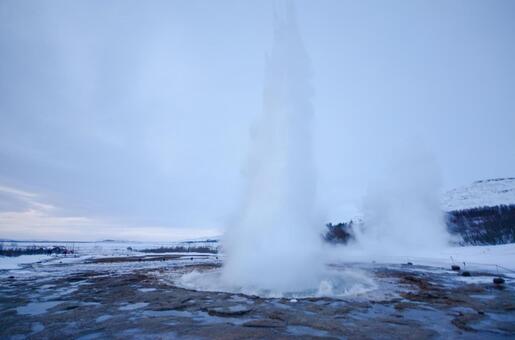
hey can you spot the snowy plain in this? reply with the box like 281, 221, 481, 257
0, 238, 219, 271
1, 240, 514, 279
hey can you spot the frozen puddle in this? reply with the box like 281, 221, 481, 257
287, 325, 330, 337
31, 322, 44, 333
142, 309, 252, 326
138, 288, 156, 293
95, 315, 112, 323
118, 302, 148, 311
16, 301, 63, 316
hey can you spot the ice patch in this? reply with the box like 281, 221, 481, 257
77, 332, 104, 340
287, 325, 329, 337
95, 315, 112, 323
16, 301, 63, 315
137, 288, 156, 293
118, 302, 148, 311
0, 255, 52, 270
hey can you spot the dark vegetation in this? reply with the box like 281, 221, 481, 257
324, 204, 515, 246
447, 204, 515, 245
139, 246, 217, 254
324, 221, 355, 244
182, 239, 218, 244
0, 245, 72, 257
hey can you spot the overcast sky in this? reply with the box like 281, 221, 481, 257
1, 0, 514, 241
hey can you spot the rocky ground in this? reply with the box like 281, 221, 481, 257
0, 254, 514, 339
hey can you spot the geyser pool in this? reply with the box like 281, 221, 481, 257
176, 3, 375, 298
175, 266, 377, 299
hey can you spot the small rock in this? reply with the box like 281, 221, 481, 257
406, 262, 413, 266
451, 265, 461, 271
493, 277, 505, 285
461, 271, 471, 277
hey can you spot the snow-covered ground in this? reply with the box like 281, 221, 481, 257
1, 240, 514, 280
0, 238, 219, 255
335, 243, 515, 276
0, 254, 55, 270
442, 177, 515, 211
440, 243, 515, 271
0, 238, 220, 271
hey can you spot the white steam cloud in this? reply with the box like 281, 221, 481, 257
353, 144, 451, 257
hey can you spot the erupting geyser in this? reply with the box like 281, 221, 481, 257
222, 3, 323, 293
177, 3, 376, 298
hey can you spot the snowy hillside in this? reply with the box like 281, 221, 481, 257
442, 178, 515, 212
443, 178, 515, 245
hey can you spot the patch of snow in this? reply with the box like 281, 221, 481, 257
0, 239, 219, 259
337, 243, 515, 276
0, 254, 52, 270
454, 276, 497, 284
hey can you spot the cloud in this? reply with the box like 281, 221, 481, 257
0, 185, 220, 242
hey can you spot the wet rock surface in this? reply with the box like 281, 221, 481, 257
0, 256, 514, 339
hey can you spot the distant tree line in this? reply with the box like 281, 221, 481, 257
0, 245, 71, 257
139, 246, 218, 254
182, 239, 218, 244
446, 204, 515, 245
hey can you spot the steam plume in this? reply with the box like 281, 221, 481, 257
355, 145, 451, 256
